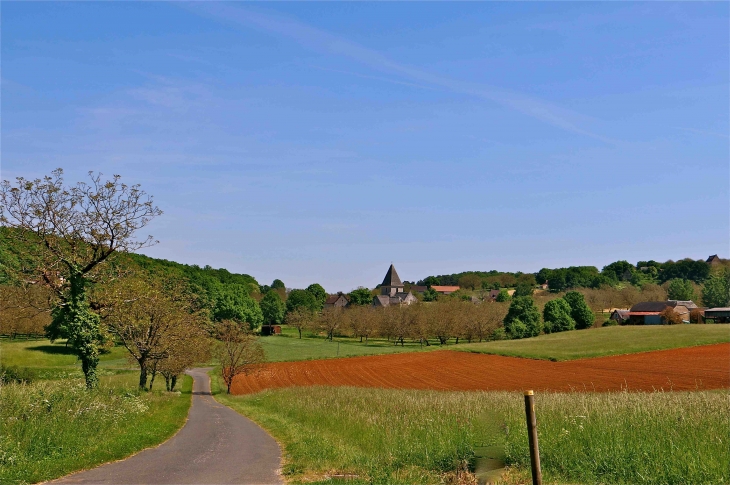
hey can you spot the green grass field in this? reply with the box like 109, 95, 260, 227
458, 325, 730, 360
0, 339, 193, 484
259, 325, 440, 362
1, 338, 135, 380
213, 378, 729, 485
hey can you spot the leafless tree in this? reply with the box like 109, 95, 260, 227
0, 285, 53, 338
101, 275, 207, 390
217, 320, 265, 394
286, 307, 314, 339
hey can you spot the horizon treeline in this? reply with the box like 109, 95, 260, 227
416, 256, 727, 293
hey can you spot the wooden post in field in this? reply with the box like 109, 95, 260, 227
524, 390, 542, 485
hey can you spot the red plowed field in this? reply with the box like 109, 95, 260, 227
230, 343, 730, 395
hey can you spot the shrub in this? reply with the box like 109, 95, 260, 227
602, 318, 618, 327
660, 307, 684, 325
495, 289, 511, 302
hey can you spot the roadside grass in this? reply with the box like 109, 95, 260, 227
212, 377, 729, 485
458, 325, 730, 360
259, 325, 440, 362
0, 374, 192, 485
0, 339, 194, 484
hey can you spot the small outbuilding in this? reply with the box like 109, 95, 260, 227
704, 308, 730, 323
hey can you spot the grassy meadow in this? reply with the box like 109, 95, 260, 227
213, 379, 730, 485
0, 339, 193, 484
457, 324, 730, 361
259, 325, 440, 362
259, 324, 730, 363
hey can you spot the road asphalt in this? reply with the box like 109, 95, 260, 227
49, 368, 282, 485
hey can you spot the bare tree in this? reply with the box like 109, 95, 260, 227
0, 285, 52, 338
317, 307, 343, 341
217, 320, 265, 394
0, 169, 161, 388
285, 307, 314, 339
101, 274, 206, 390
349, 306, 378, 343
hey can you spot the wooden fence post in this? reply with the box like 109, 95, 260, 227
524, 390, 542, 485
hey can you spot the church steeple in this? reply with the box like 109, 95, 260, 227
381, 264, 404, 296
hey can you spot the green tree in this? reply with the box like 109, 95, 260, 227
513, 283, 533, 297
260, 290, 285, 326
563, 291, 595, 330
271, 279, 286, 290
212, 284, 263, 330
423, 287, 439, 302
504, 296, 542, 339
286, 289, 319, 314
348, 287, 374, 306
458, 274, 482, 290
701, 270, 730, 308
542, 298, 575, 334
667, 279, 696, 301
495, 289, 511, 302
602, 260, 635, 282
1, 169, 162, 388
306, 283, 327, 310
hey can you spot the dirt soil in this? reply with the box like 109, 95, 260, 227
230, 343, 730, 395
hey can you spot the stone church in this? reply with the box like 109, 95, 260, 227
373, 264, 418, 307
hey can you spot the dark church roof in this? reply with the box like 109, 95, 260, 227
381, 264, 403, 287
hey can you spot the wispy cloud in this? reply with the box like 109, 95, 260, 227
675, 127, 729, 139
184, 3, 613, 143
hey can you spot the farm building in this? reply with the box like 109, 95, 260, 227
627, 301, 692, 324
610, 309, 630, 324
704, 308, 730, 323
706, 254, 721, 265
325, 292, 349, 308
373, 264, 418, 307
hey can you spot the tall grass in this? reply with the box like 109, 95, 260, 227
215, 383, 730, 485
0, 375, 192, 484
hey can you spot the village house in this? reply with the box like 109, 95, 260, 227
373, 264, 418, 307
324, 292, 349, 308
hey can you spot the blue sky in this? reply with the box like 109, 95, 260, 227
2, 2, 728, 292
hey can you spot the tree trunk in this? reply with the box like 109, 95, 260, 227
298, 327, 302, 339
455, 337, 460, 344
165, 375, 171, 392
171, 375, 177, 391
138, 360, 148, 390
149, 366, 157, 391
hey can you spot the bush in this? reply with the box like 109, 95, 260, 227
495, 289, 511, 302
0, 365, 37, 384
490, 327, 507, 341
602, 318, 618, 327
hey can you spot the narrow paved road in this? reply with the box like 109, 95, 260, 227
51, 368, 282, 485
